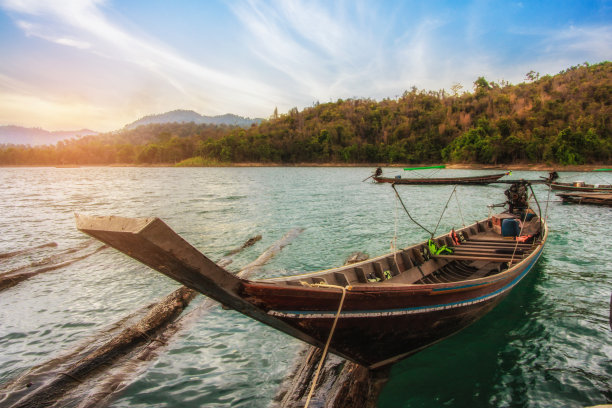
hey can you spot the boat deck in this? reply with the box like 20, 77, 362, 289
271, 220, 539, 288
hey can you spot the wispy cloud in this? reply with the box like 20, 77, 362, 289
1, 0, 282, 125
231, 0, 450, 102
0, 0, 609, 130
544, 24, 612, 60
499, 23, 612, 82
16, 19, 91, 49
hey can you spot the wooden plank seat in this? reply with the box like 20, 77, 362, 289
461, 240, 534, 247
433, 254, 521, 263
451, 247, 526, 256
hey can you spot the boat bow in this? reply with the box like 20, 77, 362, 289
74, 214, 348, 360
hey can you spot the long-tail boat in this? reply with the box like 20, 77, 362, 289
370, 166, 510, 185
548, 181, 612, 192
76, 181, 546, 369
374, 172, 510, 185
545, 170, 612, 192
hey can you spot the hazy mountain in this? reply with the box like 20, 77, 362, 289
0, 126, 98, 146
125, 109, 263, 129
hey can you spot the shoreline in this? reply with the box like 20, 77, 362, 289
0, 163, 609, 171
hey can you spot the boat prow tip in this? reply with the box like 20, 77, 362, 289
75, 213, 159, 234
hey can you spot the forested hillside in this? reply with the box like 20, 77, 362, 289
1, 62, 610, 166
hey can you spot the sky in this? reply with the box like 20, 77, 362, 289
0, 0, 610, 132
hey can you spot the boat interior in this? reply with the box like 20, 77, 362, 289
553, 181, 612, 189
265, 214, 543, 287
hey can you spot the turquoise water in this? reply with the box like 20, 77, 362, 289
0, 167, 609, 407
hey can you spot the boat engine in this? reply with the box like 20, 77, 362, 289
505, 181, 529, 215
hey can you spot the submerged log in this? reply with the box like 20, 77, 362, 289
1, 230, 304, 408
75, 229, 303, 408
0, 242, 58, 261
226, 234, 263, 256
3, 286, 196, 408
238, 228, 304, 278
275, 347, 389, 408
344, 251, 369, 264
0, 245, 107, 292
218, 234, 263, 267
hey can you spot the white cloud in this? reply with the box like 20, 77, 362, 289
547, 25, 612, 60
17, 19, 91, 49
231, 0, 450, 105
1, 0, 283, 121
0, 0, 610, 130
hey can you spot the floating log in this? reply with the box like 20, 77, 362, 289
345, 252, 369, 264
0, 245, 107, 292
80, 229, 303, 407
238, 228, 304, 278
0, 242, 58, 261
2, 286, 196, 408
218, 234, 263, 267
274, 347, 388, 408
225, 234, 262, 256
0, 230, 304, 408
0, 240, 98, 278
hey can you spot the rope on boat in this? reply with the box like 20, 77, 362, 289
299, 283, 348, 408
392, 192, 400, 270
391, 183, 433, 237
432, 185, 459, 237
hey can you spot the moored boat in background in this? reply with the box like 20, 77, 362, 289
545, 170, 612, 192
548, 181, 612, 192
370, 165, 510, 185
373, 172, 510, 185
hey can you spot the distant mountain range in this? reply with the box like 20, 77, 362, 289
0, 110, 264, 145
0, 126, 98, 146
124, 110, 263, 129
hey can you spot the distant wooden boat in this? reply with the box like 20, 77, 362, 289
373, 172, 509, 185
557, 192, 612, 206
548, 181, 612, 192
76, 182, 546, 369
544, 170, 612, 192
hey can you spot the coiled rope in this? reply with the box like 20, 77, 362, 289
299, 283, 348, 408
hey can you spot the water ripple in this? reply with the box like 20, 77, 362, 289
0, 168, 609, 407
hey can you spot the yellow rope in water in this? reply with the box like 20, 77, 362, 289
302, 283, 348, 408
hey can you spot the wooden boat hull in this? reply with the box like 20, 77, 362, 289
548, 182, 612, 192
373, 173, 508, 185
76, 212, 546, 369
241, 239, 545, 368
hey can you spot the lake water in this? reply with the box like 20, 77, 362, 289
0, 167, 610, 407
